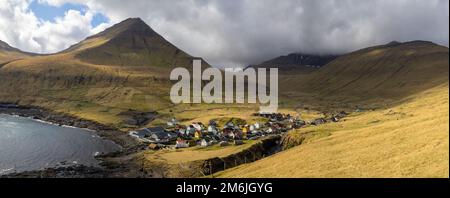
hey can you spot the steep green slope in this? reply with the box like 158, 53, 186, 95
63, 18, 201, 68
217, 41, 449, 178
0, 18, 209, 127
0, 40, 34, 64
278, 41, 449, 109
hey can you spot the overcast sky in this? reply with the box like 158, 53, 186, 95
0, 0, 448, 67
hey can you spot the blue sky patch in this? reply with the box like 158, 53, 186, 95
91, 13, 110, 27
29, 0, 109, 27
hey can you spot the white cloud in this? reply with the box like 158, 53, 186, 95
1, 0, 449, 67
0, 0, 110, 54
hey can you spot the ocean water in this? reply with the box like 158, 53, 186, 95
0, 114, 121, 175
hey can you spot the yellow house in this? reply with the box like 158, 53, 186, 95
242, 126, 249, 138
194, 131, 202, 139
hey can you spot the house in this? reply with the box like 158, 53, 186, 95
167, 118, 179, 127
293, 119, 306, 128
242, 125, 249, 133
223, 122, 240, 133
129, 129, 151, 139
207, 125, 218, 134
186, 125, 197, 136
331, 116, 340, 122
129, 127, 166, 138
190, 123, 203, 132
208, 120, 218, 127
129, 126, 177, 143
249, 125, 255, 131
193, 123, 202, 131
242, 125, 249, 138
311, 118, 327, 125
175, 139, 189, 148
194, 131, 203, 139
228, 131, 236, 139
200, 139, 209, 147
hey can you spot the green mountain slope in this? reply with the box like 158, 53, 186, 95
278, 41, 449, 109
63, 18, 201, 68
0, 18, 209, 127
0, 40, 34, 64
216, 41, 449, 178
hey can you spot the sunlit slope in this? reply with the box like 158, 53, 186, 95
217, 41, 449, 178
279, 41, 449, 107
217, 84, 449, 177
0, 40, 34, 64
0, 18, 209, 126
0, 53, 174, 125
63, 18, 200, 68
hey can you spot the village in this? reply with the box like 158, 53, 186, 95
128, 111, 348, 150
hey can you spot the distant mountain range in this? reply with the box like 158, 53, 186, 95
248, 53, 338, 72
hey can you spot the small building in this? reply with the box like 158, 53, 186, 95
186, 125, 197, 136
249, 125, 255, 131
194, 131, 203, 139
192, 123, 203, 131
312, 118, 327, 126
175, 140, 189, 148
167, 118, 179, 127
208, 120, 218, 127
207, 125, 218, 134
200, 139, 209, 147
129, 126, 177, 143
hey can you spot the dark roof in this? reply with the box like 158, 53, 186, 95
146, 126, 165, 133
132, 127, 165, 138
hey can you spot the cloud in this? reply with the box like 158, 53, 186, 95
1, 0, 449, 67
0, 0, 111, 53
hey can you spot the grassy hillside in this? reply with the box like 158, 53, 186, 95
0, 18, 208, 128
64, 18, 200, 68
278, 41, 449, 110
0, 40, 34, 64
215, 41, 449, 178
217, 83, 449, 177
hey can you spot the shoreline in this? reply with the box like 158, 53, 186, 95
0, 103, 148, 178
0, 103, 138, 148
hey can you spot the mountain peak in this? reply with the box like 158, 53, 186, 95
86, 17, 158, 41
122, 17, 146, 24
62, 18, 207, 68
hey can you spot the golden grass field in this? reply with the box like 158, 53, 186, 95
216, 84, 449, 178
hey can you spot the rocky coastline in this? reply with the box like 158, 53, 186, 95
0, 103, 148, 178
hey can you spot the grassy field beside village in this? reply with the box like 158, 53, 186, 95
216, 84, 449, 177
